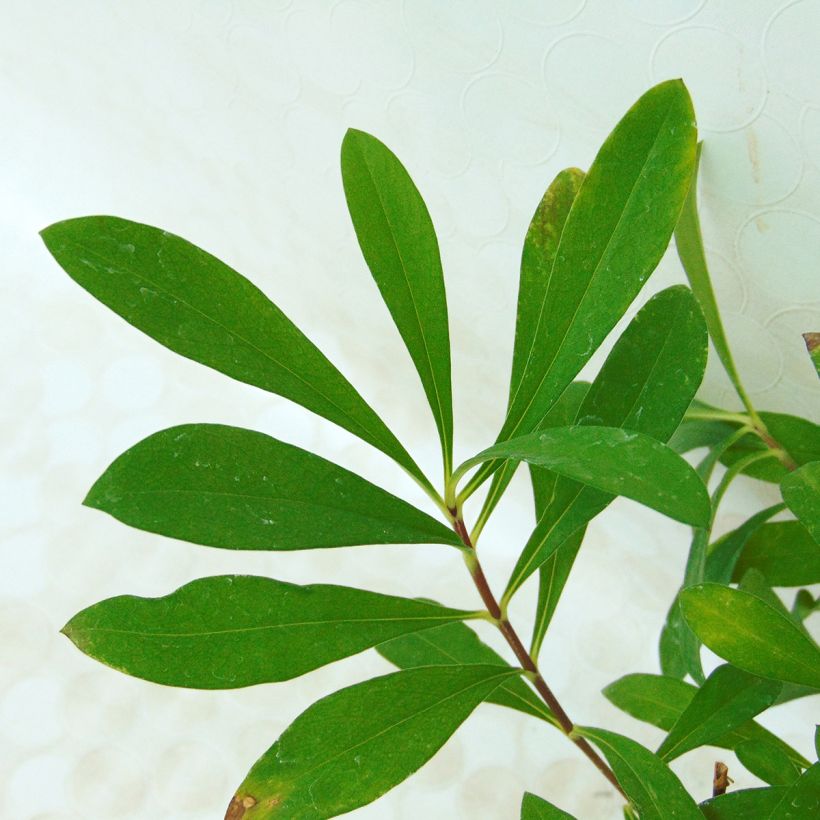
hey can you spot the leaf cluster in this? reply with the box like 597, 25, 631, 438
45, 80, 819, 818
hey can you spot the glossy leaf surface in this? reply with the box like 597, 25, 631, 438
781, 462, 820, 544
377, 621, 555, 725
732, 521, 820, 586
700, 788, 790, 819
40, 216, 423, 483
63, 576, 476, 688
577, 727, 701, 819
603, 673, 807, 766
520, 791, 576, 819
461, 426, 709, 529
341, 129, 453, 468
657, 665, 781, 761
86, 424, 461, 550
736, 739, 802, 786
499, 80, 697, 443
228, 665, 516, 819
680, 584, 820, 688
517, 286, 707, 605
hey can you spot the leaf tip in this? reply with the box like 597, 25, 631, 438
803, 332, 820, 354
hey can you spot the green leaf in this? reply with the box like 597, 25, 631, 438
804, 333, 820, 380
705, 504, 786, 584
657, 664, 782, 761
767, 761, 820, 818
721, 413, 820, 483
520, 286, 706, 619
669, 417, 738, 454
603, 673, 808, 767
377, 621, 556, 726
520, 791, 576, 819
680, 584, 820, 688
85, 424, 461, 551
459, 426, 710, 530
40, 216, 426, 486
736, 739, 802, 786
815, 725, 819, 759
675, 142, 751, 407
499, 80, 697, 444
510, 168, 586, 405
781, 462, 820, 544
732, 521, 820, 586
793, 589, 819, 622
228, 665, 517, 819
61, 576, 477, 688
576, 727, 702, 819
700, 787, 790, 819
341, 129, 453, 470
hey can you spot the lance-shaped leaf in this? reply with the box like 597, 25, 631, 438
341, 129, 453, 469
509, 287, 707, 602
476, 169, 586, 524
781, 462, 820, 544
498, 80, 697, 445
85, 424, 461, 550
680, 584, 820, 688
575, 727, 702, 820
736, 739, 803, 786
62, 576, 478, 688
520, 791, 576, 819
700, 787, 790, 819
732, 521, 820, 587
657, 664, 782, 761
766, 762, 820, 819
510, 168, 586, 404
804, 333, 820, 379
227, 665, 517, 819
377, 620, 556, 726
40, 216, 426, 486
458, 427, 709, 538
603, 673, 808, 768
675, 142, 751, 407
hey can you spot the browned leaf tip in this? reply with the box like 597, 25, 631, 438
225, 794, 256, 820
803, 332, 820, 354
713, 761, 732, 797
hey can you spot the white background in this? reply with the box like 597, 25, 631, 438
2, 1, 819, 818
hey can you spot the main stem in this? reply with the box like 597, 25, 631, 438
450, 512, 627, 800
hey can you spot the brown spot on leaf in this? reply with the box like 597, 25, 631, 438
803, 332, 820, 354
225, 794, 256, 820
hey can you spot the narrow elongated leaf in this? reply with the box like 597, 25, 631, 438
341, 129, 453, 469
499, 80, 697, 445
510, 287, 707, 601
781, 462, 820, 544
227, 665, 517, 819
733, 521, 820, 586
460, 426, 709, 530
40, 217, 425, 485
62, 576, 477, 688
736, 739, 802, 785
510, 168, 586, 403
576, 727, 702, 819
680, 584, 820, 688
657, 664, 782, 761
521, 791, 576, 819
377, 621, 556, 725
793, 589, 819, 621
85, 424, 461, 551
700, 787, 790, 819
675, 142, 749, 405
603, 673, 808, 767
721, 413, 820, 483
